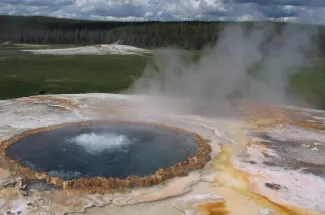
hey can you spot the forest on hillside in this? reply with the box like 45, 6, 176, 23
1, 15, 325, 55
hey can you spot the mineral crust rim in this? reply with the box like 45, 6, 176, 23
0, 120, 212, 194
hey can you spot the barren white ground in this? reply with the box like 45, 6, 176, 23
22, 44, 150, 55
0, 93, 324, 215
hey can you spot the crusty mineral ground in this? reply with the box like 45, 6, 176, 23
0, 93, 324, 215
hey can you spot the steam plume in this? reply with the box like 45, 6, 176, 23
128, 23, 319, 115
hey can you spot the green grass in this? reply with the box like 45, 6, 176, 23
290, 61, 325, 109
0, 45, 148, 99
1, 44, 325, 110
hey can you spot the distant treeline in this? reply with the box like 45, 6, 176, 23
1, 29, 107, 44
105, 22, 224, 49
0, 15, 230, 47
1, 15, 325, 53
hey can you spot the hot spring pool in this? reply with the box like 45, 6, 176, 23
5, 123, 199, 180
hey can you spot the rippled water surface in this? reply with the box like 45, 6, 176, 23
6, 123, 198, 180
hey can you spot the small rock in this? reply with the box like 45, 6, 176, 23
0, 179, 15, 188
314, 142, 323, 146
260, 208, 275, 215
20, 184, 27, 190
260, 208, 270, 215
312, 147, 319, 151
265, 183, 282, 191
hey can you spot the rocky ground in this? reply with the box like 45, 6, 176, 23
0, 93, 324, 215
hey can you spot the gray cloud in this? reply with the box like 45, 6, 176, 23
234, 0, 324, 7
1, 0, 75, 7
0, 0, 325, 24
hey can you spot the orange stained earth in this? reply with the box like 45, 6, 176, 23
1, 97, 325, 215
212, 143, 325, 215
195, 201, 229, 215
17, 96, 79, 109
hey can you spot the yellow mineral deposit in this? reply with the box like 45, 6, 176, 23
211, 137, 325, 215
17, 96, 80, 109
194, 200, 229, 215
1, 94, 325, 215
209, 145, 295, 215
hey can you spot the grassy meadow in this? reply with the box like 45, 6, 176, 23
0, 44, 148, 99
0, 44, 325, 109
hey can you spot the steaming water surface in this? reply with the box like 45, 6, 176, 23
5, 123, 198, 180
67, 133, 133, 154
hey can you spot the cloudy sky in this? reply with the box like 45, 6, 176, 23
0, 0, 324, 24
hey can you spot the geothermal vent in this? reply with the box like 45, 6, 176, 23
1, 121, 211, 192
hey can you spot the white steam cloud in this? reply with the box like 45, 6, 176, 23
66, 133, 132, 154
128, 23, 319, 114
